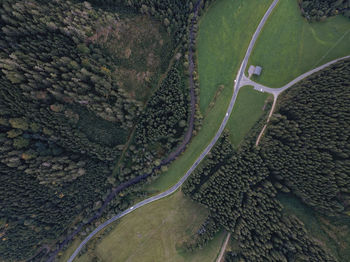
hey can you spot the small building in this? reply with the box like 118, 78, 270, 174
248, 65, 263, 78
254, 66, 262, 76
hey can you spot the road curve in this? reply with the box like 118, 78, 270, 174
67, 1, 280, 261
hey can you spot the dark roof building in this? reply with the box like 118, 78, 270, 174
254, 66, 262, 76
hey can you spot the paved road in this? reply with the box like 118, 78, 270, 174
240, 54, 350, 96
67, 1, 280, 261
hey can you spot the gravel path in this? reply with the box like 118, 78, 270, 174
216, 233, 231, 262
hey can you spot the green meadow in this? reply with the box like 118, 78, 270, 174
248, 0, 350, 88
226, 86, 271, 147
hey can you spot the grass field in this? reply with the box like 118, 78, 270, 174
146, 0, 273, 193
71, 191, 224, 262
197, 0, 272, 112
278, 194, 350, 261
226, 86, 271, 147
248, 0, 350, 88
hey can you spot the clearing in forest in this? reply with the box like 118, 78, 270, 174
279, 194, 350, 261
248, 0, 350, 88
89, 15, 172, 102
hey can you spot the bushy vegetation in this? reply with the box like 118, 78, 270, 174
182, 60, 350, 261
299, 0, 350, 21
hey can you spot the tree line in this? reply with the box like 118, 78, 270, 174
299, 0, 350, 21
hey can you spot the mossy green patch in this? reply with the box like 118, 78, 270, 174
279, 194, 350, 261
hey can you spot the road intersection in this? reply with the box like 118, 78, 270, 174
239, 54, 350, 98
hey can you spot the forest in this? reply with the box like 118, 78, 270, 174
182, 59, 350, 261
299, 0, 350, 20
0, 0, 197, 260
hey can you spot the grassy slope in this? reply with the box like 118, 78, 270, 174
226, 86, 271, 147
74, 191, 224, 262
248, 0, 350, 88
198, 0, 272, 112
146, 0, 273, 193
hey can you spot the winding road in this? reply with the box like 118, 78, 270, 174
67, 0, 350, 260
67, 1, 279, 261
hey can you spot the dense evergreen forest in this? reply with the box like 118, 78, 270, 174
0, 0, 197, 260
260, 60, 350, 216
299, 0, 350, 20
183, 59, 350, 261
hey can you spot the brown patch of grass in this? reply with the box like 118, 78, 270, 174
88, 15, 171, 103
